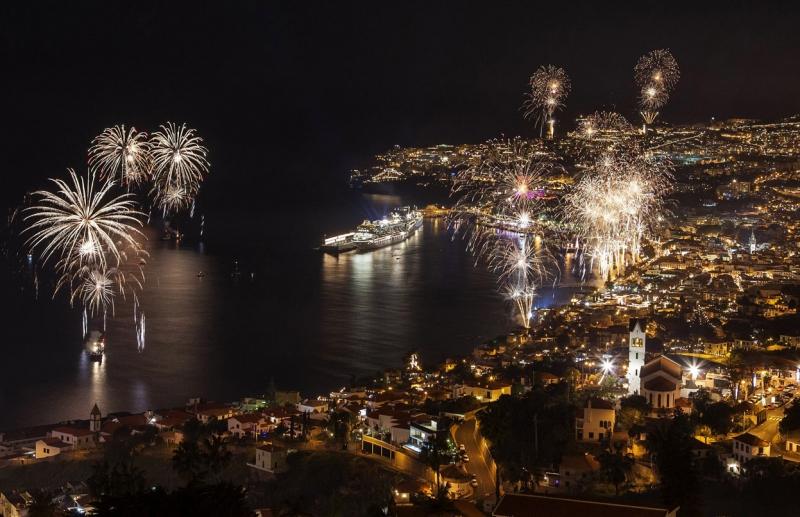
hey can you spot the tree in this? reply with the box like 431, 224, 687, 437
479, 389, 574, 484
27, 490, 60, 517
618, 394, 650, 432
268, 452, 393, 516
701, 402, 734, 436
328, 410, 356, 449
646, 411, 702, 516
203, 433, 233, 483
172, 420, 232, 485
598, 448, 633, 495
780, 403, 800, 435
419, 426, 453, 498
173, 440, 208, 485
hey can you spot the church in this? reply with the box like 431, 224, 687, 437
626, 318, 684, 410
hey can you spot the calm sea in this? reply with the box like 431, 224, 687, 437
0, 192, 577, 428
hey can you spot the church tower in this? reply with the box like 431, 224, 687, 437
90, 403, 102, 433
627, 319, 646, 395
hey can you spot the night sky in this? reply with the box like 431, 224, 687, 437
2, 1, 800, 209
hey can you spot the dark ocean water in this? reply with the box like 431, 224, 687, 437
0, 192, 577, 429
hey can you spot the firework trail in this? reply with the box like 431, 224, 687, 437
136, 312, 146, 351
450, 138, 559, 327
634, 49, 680, 128
89, 125, 151, 186
523, 65, 571, 138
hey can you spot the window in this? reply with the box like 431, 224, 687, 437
635, 353, 639, 360
588, 432, 594, 439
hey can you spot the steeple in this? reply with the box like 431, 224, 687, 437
627, 319, 647, 395
90, 403, 102, 432
749, 230, 757, 253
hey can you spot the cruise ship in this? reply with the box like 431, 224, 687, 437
320, 206, 423, 253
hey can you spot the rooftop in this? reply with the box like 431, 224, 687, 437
493, 493, 675, 517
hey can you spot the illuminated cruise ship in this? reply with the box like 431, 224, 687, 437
320, 206, 423, 253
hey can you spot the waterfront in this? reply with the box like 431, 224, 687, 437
0, 192, 579, 429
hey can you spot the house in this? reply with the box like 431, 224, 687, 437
250, 443, 287, 474
0, 490, 33, 517
240, 397, 268, 412
100, 414, 151, 437
439, 464, 473, 498
493, 494, 678, 517
785, 430, 800, 454
49, 427, 95, 449
160, 430, 184, 445
297, 399, 329, 414
228, 414, 270, 439
392, 479, 427, 506
575, 398, 615, 442
195, 405, 236, 424
153, 409, 194, 431
0, 425, 55, 456
733, 432, 770, 464
275, 390, 301, 406
35, 437, 72, 459
365, 409, 412, 445
549, 453, 601, 493
407, 415, 447, 453
459, 380, 512, 402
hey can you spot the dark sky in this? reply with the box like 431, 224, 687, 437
2, 1, 800, 208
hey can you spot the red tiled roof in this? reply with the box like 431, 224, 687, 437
493, 494, 673, 517
585, 397, 614, 410
735, 432, 769, 447
51, 426, 94, 437
40, 437, 70, 448
229, 413, 264, 424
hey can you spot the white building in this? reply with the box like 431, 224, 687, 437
640, 356, 683, 411
627, 319, 647, 395
575, 398, 615, 442
732, 432, 770, 464
49, 427, 95, 449
458, 380, 512, 402
250, 443, 287, 473
35, 437, 71, 459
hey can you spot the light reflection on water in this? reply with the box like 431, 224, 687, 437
1, 195, 582, 428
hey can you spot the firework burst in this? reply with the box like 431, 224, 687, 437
450, 138, 560, 327
150, 122, 209, 214
564, 148, 671, 281
523, 65, 571, 138
89, 125, 152, 186
634, 49, 680, 127
25, 169, 146, 272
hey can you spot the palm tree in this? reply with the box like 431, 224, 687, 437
27, 490, 59, 517
598, 448, 633, 496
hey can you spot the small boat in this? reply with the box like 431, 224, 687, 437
197, 271, 206, 278
85, 330, 106, 361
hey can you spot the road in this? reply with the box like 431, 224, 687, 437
454, 418, 495, 500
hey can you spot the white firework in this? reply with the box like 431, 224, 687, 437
523, 65, 571, 137
89, 125, 152, 186
25, 169, 146, 272
150, 122, 209, 213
